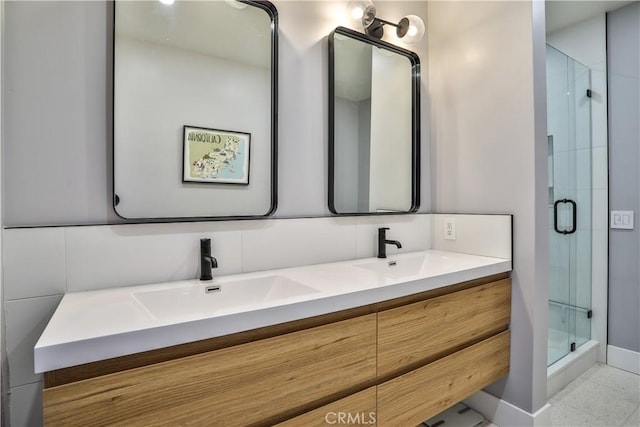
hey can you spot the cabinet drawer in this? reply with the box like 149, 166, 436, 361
377, 278, 511, 377
277, 387, 377, 427
44, 314, 377, 427
377, 330, 510, 426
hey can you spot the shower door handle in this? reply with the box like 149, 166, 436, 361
554, 199, 577, 235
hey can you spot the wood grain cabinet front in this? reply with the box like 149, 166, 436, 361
43, 314, 377, 427
377, 278, 511, 378
41, 274, 512, 427
277, 387, 377, 427
377, 330, 511, 426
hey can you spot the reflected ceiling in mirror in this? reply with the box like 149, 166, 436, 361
113, 0, 277, 220
329, 27, 420, 215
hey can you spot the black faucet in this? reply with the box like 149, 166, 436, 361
200, 238, 218, 281
378, 227, 402, 258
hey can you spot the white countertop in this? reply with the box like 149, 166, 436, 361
34, 250, 511, 373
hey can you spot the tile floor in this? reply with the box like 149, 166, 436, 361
549, 363, 639, 427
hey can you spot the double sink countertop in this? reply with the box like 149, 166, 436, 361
35, 249, 512, 373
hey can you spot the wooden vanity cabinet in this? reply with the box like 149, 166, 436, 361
277, 387, 378, 427
377, 331, 510, 426
377, 278, 512, 378
43, 315, 377, 426
42, 274, 511, 427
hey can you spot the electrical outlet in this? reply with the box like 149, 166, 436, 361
444, 217, 456, 240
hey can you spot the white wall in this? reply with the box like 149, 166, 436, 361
428, 0, 549, 416
358, 99, 372, 211
3, 1, 111, 226
333, 97, 374, 213
607, 2, 640, 356
334, 97, 361, 212
369, 48, 412, 211
547, 15, 609, 362
2, 0, 431, 227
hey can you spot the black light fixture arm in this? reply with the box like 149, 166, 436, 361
365, 16, 410, 39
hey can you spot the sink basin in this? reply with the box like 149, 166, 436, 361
356, 255, 429, 278
133, 275, 318, 318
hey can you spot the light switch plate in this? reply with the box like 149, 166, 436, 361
611, 210, 634, 229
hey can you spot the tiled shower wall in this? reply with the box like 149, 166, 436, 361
3, 214, 432, 426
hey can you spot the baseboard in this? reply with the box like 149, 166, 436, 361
607, 345, 640, 375
463, 390, 551, 427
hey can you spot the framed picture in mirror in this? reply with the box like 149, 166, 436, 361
182, 126, 251, 185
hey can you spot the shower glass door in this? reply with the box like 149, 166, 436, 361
547, 45, 592, 366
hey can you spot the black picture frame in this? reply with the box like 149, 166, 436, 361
182, 125, 251, 185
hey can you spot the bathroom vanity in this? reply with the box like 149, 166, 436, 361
37, 251, 511, 426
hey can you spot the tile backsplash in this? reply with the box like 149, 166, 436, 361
5, 215, 431, 298
64, 221, 245, 292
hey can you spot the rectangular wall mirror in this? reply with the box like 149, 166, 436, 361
113, 0, 277, 220
328, 26, 420, 215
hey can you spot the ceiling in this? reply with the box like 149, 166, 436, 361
116, 0, 272, 68
546, 0, 636, 34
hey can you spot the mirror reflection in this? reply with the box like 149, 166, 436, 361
329, 27, 419, 214
113, 0, 277, 219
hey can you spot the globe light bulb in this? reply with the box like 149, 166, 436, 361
402, 15, 425, 44
351, 6, 364, 20
346, 1, 376, 29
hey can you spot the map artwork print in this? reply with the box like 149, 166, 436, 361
183, 126, 251, 185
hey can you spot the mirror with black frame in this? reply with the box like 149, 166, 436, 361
113, 0, 277, 220
328, 26, 420, 215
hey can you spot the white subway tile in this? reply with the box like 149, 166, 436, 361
65, 222, 242, 292
3, 228, 66, 300
6, 296, 62, 387
241, 217, 357, 272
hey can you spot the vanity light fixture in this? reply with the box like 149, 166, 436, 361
346, 0, 425, 44
347, 0, 377, 28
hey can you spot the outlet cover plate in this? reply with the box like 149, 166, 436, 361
444, 217, 456, 240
